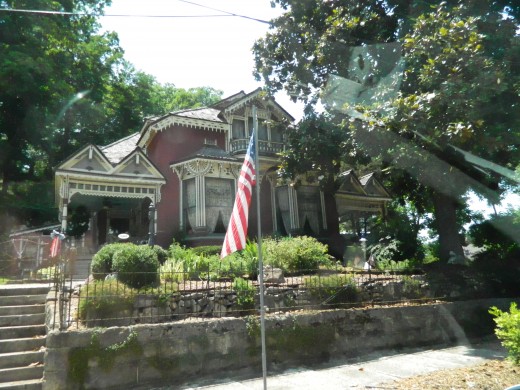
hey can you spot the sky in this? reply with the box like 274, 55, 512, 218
100, 0, 304, 119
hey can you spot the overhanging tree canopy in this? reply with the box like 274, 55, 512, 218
253, 0, 519, 261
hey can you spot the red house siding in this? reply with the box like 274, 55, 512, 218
146, 125, 227, 247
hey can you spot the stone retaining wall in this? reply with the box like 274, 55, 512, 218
43, 298, 516, 390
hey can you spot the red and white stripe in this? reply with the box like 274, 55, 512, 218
221, 134, 256, 258
49, 236, 61, 258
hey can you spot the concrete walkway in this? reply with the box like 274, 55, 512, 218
178, 338, 507, 390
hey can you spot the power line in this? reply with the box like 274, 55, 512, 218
0, 1, 271, 24
177, 0, 270, 24
0, 8, 232, 18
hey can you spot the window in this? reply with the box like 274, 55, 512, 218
232, 118, 246, 139
205, 178, 234, 233
249, 117, 268, 140
183, 178, 196, 231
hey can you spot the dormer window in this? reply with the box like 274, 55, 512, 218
204, 138, 217, 146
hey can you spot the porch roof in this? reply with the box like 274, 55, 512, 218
170, 144, 238, 165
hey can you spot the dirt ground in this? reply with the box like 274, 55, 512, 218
387, 359, 520, 389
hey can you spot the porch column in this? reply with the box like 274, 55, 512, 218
61, 198, 68, 231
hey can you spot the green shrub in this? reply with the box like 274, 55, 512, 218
401, 276, 424, 299
169, 242, 193, 260
263, 236, 333, 273
376, 258, 417, 272
113, 245, 159, 288
78, 280, 178, 323
489, 303, 520, 364
160, 258, 185, 283
220, 240, 259, 279
78, 280, 135, 321
232, 277, 256, 311
167, 242, 223, 279
304, 274, 358, 304
191, 245, 221, 256
151, 245, 168, 265
91, 243, 135, 280
36, 266, 58, 280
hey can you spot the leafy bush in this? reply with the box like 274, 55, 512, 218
113, 245, 159, 288
232, 277, 256, 311
367, 201, 426, 263
151, 245, 169, 265
304, 274, 358, 304
376, 258, 417, 273
159, 259, 185, 283
470, 213, 520, 258
91, 243, 135, 280
168, 242, 232, 279
78, 280, 135, 321
36, 266, 58, 280
223, 240, 259, 279
369, 238, 400, 263
191, 245, 221, 256
401, 276, 424, 299
489, 303, 520, 364
263, 236, 333, 273
169, 241, 191, 261
78, 280, 178, 323
470, 212, 520, 296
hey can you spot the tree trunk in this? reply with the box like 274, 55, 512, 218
323, 190, 345, 259
323, 190, 340, 236
432, 191, 464, 263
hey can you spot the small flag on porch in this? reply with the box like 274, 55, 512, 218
221, 132, 256, 258
49, 236, 61, 258
49, 229, 65, 258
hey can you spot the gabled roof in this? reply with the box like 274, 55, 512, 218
101, 133, 140, 165
137, 88, 295, 148
359, 173, 392, 198
55, 135, 165, 185
337, 170, 367, 195
56, 144, 113, 173
337, 170, 391, 200
210, 90, 247, 110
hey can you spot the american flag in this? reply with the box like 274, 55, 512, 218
49, 236, 61, 258
221, 132, 256, 258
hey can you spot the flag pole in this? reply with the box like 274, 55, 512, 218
253, 106, 268, 390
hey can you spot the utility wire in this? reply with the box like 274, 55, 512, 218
0, 1, 271, 24
0, 8, 231, 18
177, 0, 270, 24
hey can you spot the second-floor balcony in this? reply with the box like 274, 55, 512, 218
230, 138, 285, 156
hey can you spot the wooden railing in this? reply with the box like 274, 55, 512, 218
230, 138, 285, 156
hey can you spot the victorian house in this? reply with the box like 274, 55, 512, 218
54, 88, 391, 251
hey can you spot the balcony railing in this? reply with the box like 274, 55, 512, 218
230, 138, 285, 156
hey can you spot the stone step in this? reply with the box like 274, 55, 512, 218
0, 296, 47, 307
0, 338, 46, 354
0, 351, 44, 370
0, 314, 46, 327
0, 305, 45, 316
0, 326, 45, 341
0, 287, 50, 297
0, 379, 43, 390
0, 366, 43, 384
